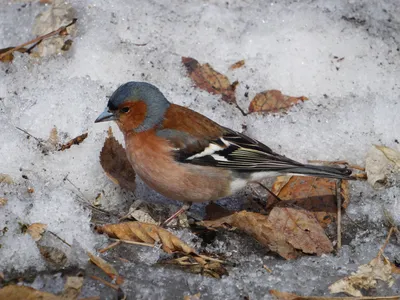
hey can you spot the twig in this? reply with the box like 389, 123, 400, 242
48, 230, 71, 247
0, 18, 77, 60
263, 264, 272, 273
110, 238, 155, 248
336, 180, 342, 250
257, 182, 283, 202
90, 275, 119, 291
98, 241, 121, 253
376, 226, 395, 259
15, 126, 42, 143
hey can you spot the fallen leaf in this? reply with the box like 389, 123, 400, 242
26, 223, 48, 241
99, 128, 136, 191
365, 145, 400, 189
96, 222, 195, 255
0, 173, 13, 184
32, 0, 76, 56
329, 255, 394, 296
39, 245, 68, 268
61, 276, 84, 299
182, 57, 238, 104
120, 200, 158, 224
184, 293, 201, 300
48, 127, 59, 147
248, 90, 308, 113
270, 289, 400, 300
88, 252, 124, 285
268, 176, 349, 227
0, 198, 7, 207
203, 208, 333, 259
0, 47, 27, 63
229, 59, 245, 70
0, 285, 62, 300
58, 132, 88, 151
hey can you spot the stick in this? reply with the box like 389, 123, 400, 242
90, 275, 119, 291
336, 180, 342, 250
110, 238, 155, 248
376, 226, 395, 259
0, 19, 77, 60
98, 241, 121, 253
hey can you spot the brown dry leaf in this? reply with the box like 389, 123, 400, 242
229, 59, 245, 70
58, 132, 88, 151
39, 245, 67, 268
329, 255, 394, 296
365, 145, 400, 189
26, 222, 48, 241
248, 90, 308, 113
99, 128, 136, 191
0, 173, 13, 184
48, 127, 59, 147
0, 198, 7, 207
0, 47, 28, 63
61, 276, 84, 299
270, 289, 400, 300
88, 252, 124, 285
268, 176, 349, 228
96, 222, 195, 255
203, 209, 332, 259
182, 56, 238, 104
0, 285, 62, 300
32, 0, 76, 56
184, 293, 201, 300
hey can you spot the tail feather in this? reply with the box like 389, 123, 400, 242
287, 164, 353, 180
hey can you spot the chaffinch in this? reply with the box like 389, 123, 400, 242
95, 82, 352, 222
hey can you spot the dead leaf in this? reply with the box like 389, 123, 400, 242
26, 223, 48, 241
270, 289, 400, 300
203, 208, 332, 259
0, 47, 27, 63
248, 90, 308, 113
268, 176, 349, 228
184, 293, 201, 300
61, 276, 84, 299
48, 127, 59, 147
88, 252, 124, 285
365, 145, 400, 189
182, 57, 238, 104
32, 0, 76, 56
0, 285, 62, 300
120, 200, 158, 224
229, 59, 245, 70
329, 255, 394, 296
0, 198, 7, 207
58, 132, 88, 151
100, 128, 136, 191
0, 173, 13, 184
39, 245, 67, 268
96, 222, 195, 255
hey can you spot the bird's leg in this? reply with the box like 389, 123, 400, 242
162, 202, 192, 226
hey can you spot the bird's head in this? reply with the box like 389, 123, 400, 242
95, 81, 170, 134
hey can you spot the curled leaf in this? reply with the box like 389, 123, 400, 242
88, 252, 124, 285
329, 255, 394, 296
0, 285, 61, 300
58, 132, 88, 151
229, 59, 245, 70
26, 223, 48, 241
365, 145, 400, 189
182, 57, 238, 104
248, 90, 308, 113
96, 222, 194, 254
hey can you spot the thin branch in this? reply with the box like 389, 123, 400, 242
15, 126, 42, 143
0, 19, 77, 60
376, 226, 395, 259
336, 180, 342, 250
98, 241, 121, 253
90, 275, 119, 291
110, 238, 155, 248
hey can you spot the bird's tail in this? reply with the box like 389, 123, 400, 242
286, 164, 354, 180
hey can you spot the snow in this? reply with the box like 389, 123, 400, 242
1, 0, 400, 298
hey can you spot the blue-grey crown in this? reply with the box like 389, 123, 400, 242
108, 81, 171, 132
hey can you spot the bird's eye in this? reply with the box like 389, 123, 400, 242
120, 107, 130, 113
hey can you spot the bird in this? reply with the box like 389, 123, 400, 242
95, 81, 353, 223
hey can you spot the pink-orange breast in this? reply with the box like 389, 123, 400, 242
123, 129, 232, 202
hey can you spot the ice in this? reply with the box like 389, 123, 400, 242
1, 0, 400, 298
